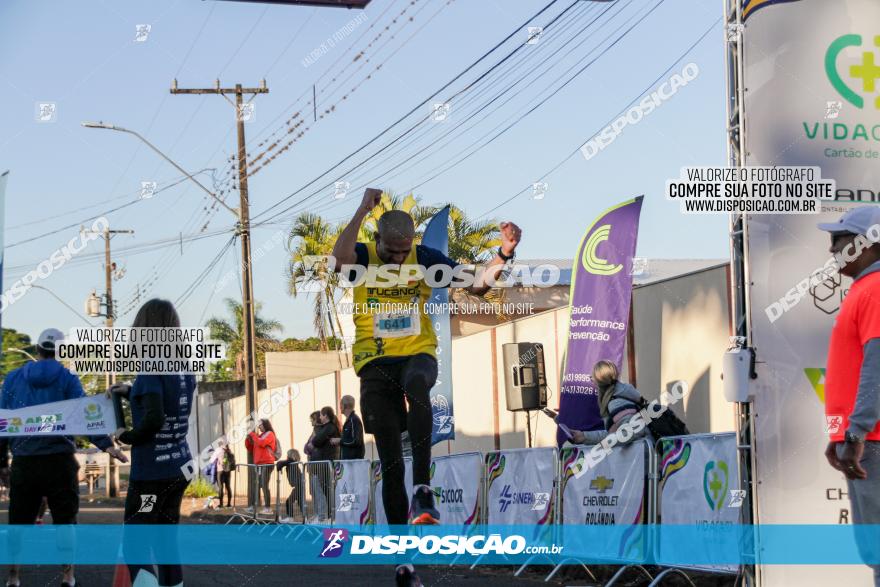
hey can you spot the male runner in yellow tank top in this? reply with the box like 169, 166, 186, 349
332, 188, 521, 586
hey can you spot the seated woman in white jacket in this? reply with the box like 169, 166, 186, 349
567, 360, 652, 446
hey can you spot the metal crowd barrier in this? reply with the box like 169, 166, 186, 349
275, 461, 306, 524
220, 434, 744, 586
227, 464, 277, 525
557, 438, 656, 586
478, 447, 559, 571
647, 432, 744, 586
302, 460, 334, 524
370, 457, 413, 525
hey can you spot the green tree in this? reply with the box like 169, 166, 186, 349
285, 212, 346, 351
279, 336, 342, 351
445, 205, 501, 264
285, 197, 508, 346
1, 328, 34, 384
442, 205, 508, 318
357, 192, 436, 242
286, 192, 438, 351
205, 298, 282, 381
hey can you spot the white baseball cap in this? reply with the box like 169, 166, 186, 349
817, 205, 880, 237
37, 328, 65, 351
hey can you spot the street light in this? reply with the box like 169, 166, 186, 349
81, 121, 238, 218
5, 348, 36, 362
30, 284, 96, 325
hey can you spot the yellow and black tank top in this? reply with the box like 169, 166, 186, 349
351, 242, 436, 373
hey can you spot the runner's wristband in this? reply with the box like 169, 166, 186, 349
498, 247, 514, 262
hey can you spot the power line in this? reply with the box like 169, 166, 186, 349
262, 6, 318, 78
352, 0, 619, 193
250, 0, 575, 225
6, 168, 212, 231
5, 168, 219, 248
3, 228, 234, 277
288, 0, 605, 219
324, 0, 661, 203
406, 0, 662, 192
176, 2, 217, 77
218, 5, 270, 77
478, 16, 721, 219
248, 0, 404, 148
245, 0, 436, 177
176, 236, 236, 307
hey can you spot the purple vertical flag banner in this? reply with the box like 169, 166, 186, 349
557, 196, 643, 447
422, 205, 454, 444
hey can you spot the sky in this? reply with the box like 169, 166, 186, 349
0, 0, 728, 345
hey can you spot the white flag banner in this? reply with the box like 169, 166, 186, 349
372, 457, 412, 524
0, 395, 117, 437
333, 459, 371, 525
430, 452, 482, 527
485, 447, 556, 525
559, 440, 647, 563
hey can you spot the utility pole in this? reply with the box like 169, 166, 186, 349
171, 80, 268, 502
85, 225, 134, 497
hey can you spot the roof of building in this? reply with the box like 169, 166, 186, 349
513, 258, 728, 287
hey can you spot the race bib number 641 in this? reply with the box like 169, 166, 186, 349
373, 311, 420, 338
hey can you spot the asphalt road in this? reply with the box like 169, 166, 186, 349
0, 497, 582, 587
0, 496, 735, 586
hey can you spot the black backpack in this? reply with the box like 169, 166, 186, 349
606, 390, 690, 440
636, 396, 689, 439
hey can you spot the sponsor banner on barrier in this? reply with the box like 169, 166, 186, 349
333, 460, 371, 525
422, 205, 455, 444
485, 448, 555, 526
3, 524, 878, 565
372, 457, 412, 524
0, 394, 117, 437
560, 441, 646, 563
658, 433, 742, 573
429, 452, 481, 527
557, 196, 643, 446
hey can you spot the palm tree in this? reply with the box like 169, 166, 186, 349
286, 192, 435, 351
286, 197, 508, 347
445, 205, 501, 264
206, 298, 282, 379
442, 205, 507, 318
359, 192, 436, 242
285, 212, 346, 352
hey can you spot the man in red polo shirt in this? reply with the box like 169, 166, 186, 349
819, 205, 880, 586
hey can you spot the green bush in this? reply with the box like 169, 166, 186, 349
183, 477, 216, 498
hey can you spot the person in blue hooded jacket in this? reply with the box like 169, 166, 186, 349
0, 327, 127, 587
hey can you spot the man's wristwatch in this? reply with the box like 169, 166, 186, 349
498, 247, 515, 262
844, 430, 865, 444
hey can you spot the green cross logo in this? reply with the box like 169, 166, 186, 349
703, 460, 729, 511
826, 34, 880, 110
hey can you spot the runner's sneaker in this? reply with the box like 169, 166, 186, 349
395, 564, 423, 587
409, 485, 439, 525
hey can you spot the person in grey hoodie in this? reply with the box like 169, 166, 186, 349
0, 328, 127, 587
567, 360, 652, 446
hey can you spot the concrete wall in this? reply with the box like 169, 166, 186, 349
191, 265, 733, 477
